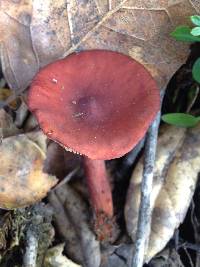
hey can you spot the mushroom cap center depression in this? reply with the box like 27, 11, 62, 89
28, 50, 160, 160
72, 95, 105, 122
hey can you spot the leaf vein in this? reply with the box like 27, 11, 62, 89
63, 0, 128, 56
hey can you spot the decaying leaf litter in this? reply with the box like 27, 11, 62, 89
0, 0, 200, 266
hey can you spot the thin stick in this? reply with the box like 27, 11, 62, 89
52, 167, 79, 191
131, 110, 161, 267
23, 229, 38, 267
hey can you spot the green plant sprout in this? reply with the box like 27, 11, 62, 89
162, 113, 200, 128
162, 15, 200, 128
171, 15, 200, 42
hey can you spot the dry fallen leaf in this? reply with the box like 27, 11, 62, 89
0, 131, 57, 209
48, 191, 85, 264
0, 1, 199, 92
125, 125, 186, 240
0, 108, 21, 139
125, 124, 200, 262
44, 243, 81, 267
44, 142, 81, 180
14, 100, 29, 128
55, 184, 101, 267
0, 88, 20, 109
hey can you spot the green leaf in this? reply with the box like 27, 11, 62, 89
162, 113, 199, 128
170, 26, 200, 42
191, 26, 200, 36
190, 15, 200, 26
192, 58, 200, 83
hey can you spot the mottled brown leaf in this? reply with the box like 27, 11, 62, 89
0, 0, 37, 91
125, 124, 200, 262
0, 131, 57, 209
0, 0, 199, 92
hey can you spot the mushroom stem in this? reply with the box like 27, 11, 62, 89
83, 156, 115, 241
83, 157, 113, 217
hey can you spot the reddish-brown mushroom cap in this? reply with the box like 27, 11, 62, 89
28, 50, 160, 160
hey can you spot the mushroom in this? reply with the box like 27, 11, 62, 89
27, 50, 160, 241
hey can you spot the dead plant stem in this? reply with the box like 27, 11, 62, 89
23, 229, 38, 267
131, 90, 164, 267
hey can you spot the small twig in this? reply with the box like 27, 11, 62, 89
131, 110, 161, 267
23, 229, 38, 267
22, 204, 53, 267
174, 229, 180, 251
178, 241, 200, 253
131, 87, 165, 267
131, 90, 165, 267
190, 200, 200, 267
183, 246, 195, 267
186, 85, 199, 113
52, 167, 79, 191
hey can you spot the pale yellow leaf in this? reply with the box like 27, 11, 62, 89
0, 131, 57, 209
125, 124, 200, 262
125, 125, 186, 241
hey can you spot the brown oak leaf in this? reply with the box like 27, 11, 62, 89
0, 0, 199, 93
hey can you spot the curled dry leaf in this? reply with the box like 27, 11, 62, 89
0, 1, 199, 92
0, 131, 57, 209
125, 124, 200, 262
